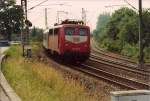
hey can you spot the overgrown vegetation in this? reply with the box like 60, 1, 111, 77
2, 45, 97, 101
93, 7, 150, 61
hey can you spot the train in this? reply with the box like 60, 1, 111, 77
43, 19, 91, 61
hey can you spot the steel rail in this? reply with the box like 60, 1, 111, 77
90, 54, 150, 75
76, 64, 150, 90
91, 49, 150, 72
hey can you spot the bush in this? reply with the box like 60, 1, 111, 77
121, 43, 139, 58
99, 39, 122, 53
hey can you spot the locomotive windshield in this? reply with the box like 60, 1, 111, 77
79, 28, 87, 36
65, 27, 75, 35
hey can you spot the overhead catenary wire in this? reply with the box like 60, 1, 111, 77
28, 0, 49, 10
104, 4, 127, 8
123, 0, 138, 11
40, 3, 71, 7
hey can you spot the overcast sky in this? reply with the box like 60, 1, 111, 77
16, 0, 150, 31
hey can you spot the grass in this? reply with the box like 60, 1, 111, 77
2, 45, 97, 101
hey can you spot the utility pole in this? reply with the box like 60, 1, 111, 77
82, 8, 87, 25
21, 0, 26, 56
139, 0, 144, 68
57, 11, 60, 24
45, 8, 48, 29
44, 8, 51, 29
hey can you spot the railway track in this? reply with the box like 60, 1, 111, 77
91, 47, 150, 82
72, 63, 150, 90
90, 54, 150, 75
89, 45, 150, 86
86, 58, 150, 85
42, 50, 150, 90
83, 40, 150, 89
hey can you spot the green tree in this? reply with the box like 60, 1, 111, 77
0, 0, 15, 8
106, 8, 138, 42
94, 7, 150, 59
0, 0, 23, 40
30, 27, 44, 42
93, 13, 110, 42
142, 10, 150, 47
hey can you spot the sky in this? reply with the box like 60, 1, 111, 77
16, 0, 150, 31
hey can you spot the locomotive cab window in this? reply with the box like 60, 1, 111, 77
65, 27, 75, 35
79, 28, 87, 36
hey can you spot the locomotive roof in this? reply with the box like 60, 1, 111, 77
49, 24, 89, 29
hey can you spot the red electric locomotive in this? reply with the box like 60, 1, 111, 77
43, 19, 91, 61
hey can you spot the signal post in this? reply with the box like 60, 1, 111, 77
21, 0, 32, 58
